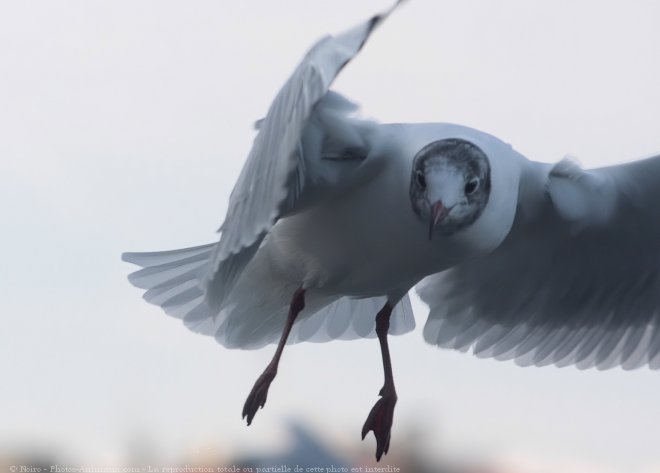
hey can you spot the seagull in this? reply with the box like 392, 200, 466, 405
123, 1, 660, 461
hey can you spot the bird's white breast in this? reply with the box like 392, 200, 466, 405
266, 123, 526, 299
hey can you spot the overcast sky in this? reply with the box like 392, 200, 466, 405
2, 1, 660, 472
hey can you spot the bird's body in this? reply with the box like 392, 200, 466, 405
267, 122, 524, 300
123, 1, 660, 461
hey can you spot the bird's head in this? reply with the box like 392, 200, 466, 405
410, 138, 491, 238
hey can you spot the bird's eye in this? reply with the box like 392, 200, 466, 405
415, 170, 426, 189
465, 178, 479, 195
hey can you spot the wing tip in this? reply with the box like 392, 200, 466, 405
121, 251, 137, 264
364, 0, 407, 40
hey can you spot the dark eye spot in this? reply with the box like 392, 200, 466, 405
465, 178, 479, 195
415, 170, 426, 190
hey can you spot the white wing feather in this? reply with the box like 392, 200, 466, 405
203, 3, 403, 311
418, 154, 660, 370
121, 2, 412, 347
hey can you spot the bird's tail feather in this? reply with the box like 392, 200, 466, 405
122, 244, 415, 348
122, 243, 215, 325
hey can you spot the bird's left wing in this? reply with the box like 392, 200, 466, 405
203, 2, 402, 310
418, 154, 660, 370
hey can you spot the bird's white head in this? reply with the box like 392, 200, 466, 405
409, 138, 492, 238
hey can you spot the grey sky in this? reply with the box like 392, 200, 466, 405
2, 1, 660, 472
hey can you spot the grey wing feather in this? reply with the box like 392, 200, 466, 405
203, 3, 402, 311
418, 154, 660, 370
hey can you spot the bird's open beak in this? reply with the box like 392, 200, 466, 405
428, 201, 450, 240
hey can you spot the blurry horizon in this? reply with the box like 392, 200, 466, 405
2, 1, 660, 472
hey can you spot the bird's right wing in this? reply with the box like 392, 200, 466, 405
418, 154, 660, 370
203, 2, 403, 311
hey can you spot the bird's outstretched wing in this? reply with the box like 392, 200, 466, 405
418, 154, 660, 370
203, 2, 402, 311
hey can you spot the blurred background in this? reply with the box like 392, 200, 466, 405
2, 1, 660, 472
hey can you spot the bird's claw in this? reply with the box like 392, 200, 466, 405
361, 391, 397, 461
242, 369, 276, 426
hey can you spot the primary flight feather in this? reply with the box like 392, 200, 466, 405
123, 1, 660, 461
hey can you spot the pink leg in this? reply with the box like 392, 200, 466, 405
242, 287, 305, 426
361, 302, 398, 461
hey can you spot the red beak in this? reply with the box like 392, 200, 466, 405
428, 201, 449, 240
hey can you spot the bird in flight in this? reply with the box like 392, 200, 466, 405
123, 1, 660, 461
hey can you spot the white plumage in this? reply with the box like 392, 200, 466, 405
122, 0, 660, 369
123, 0, 660, 461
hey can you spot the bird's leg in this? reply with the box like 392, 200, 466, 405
361, 302, 397, 461
242, 287, 305, 426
